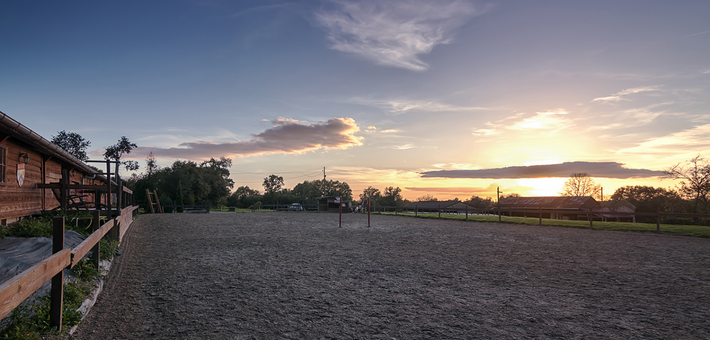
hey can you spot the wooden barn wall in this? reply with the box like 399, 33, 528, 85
1, 138, 102, 224
0, 140, 44, 222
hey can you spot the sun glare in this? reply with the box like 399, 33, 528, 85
517, 177, 566, 196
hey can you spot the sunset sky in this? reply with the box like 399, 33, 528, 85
2, 0, 709, 200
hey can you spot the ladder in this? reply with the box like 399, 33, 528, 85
146, 189, 164, 213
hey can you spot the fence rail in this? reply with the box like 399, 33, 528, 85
0, 205, 138, 329
363, 205, 710, 229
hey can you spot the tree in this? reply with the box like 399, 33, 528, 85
381, 186, 404, 206
610, 185, 682, 213
51, 130, 91, 161
320, 179, 353, 201
466, 195, 494, 209
416, 194, 437, 202
263, 174, 284, 194
227, 186, 262, 208
146, 152, 160, 176
104, 136, 139, 171
664, 155, 710, 213
561, 173, 601, 199
359, 186, 381, 206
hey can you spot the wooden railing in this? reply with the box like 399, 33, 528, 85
0, 205, 138, 330
367, 205, 710, 231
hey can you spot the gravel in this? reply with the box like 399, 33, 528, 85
71, 212, 710, 339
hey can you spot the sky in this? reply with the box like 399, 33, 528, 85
2, 0, 709, 200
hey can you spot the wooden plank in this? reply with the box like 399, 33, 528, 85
118, 206, 137, 242
0, 249, 71, 320
70, 219, 115, 267
50, 217, 65, 330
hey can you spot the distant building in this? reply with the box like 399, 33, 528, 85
317, 196, 350, 213
404, 200, 474, 213
497, 196, 600, 220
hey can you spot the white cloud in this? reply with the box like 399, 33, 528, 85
507, 110, 573, 132
474, 110, 574, 137
592, 86, 661, 103
616, 124, 710, 156
349, 97, 496, 114
315, 0, 478, 71
586, 102, 672, 131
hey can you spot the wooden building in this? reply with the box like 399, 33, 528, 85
0, 111, 127, 225
497, 196, 601, 220
317, 196, 350, 213
404, 200, 474, 213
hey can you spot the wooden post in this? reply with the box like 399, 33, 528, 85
539, 207, 542, 225
91, 210, 100, 271
60, 168, 68, 212
589, 214, 593, 230
497, 187, 501, 222
50, 217, 65, 330
154, 190, 163, 213
466, 206, 468, 221
656, 209, 661, 233
367, 197, 371, 227
146, 189, 155, 213
415, 204, 418, 217
106, 161, 112, 221
438, 204, 441, 218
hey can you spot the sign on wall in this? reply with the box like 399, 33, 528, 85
17, 163, 25, 187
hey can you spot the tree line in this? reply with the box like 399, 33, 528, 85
49, 130, 710, 217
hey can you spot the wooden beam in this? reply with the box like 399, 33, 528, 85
0, 249, 71, 320
71, 219, 115, 268
50, 217, 65, 330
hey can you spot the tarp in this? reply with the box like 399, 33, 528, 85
0, 231, 86, 285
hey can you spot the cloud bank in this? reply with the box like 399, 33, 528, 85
421, 161, 665, 179
133, 117, 362, 159
315, 0, 477, 71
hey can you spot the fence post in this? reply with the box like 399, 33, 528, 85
466, 206, 468, 221
656, 209, 661, 233
539, 207, 542, 226
438, 204, 441, 218
91, 210, 101, 271
50, 217, 65, 330
589, 214, 593, 230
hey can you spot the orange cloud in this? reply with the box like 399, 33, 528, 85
133, 117, 363, 160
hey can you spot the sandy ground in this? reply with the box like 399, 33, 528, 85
71, 212, 710, 339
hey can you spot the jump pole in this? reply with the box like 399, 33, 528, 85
338, 197, 342, 228
367, 196, 371, 227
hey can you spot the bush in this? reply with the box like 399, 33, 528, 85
0, 281, 92, 338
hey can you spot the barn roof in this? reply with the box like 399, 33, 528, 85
404, 200, 473, 210
0, 110, 99, 177
498, 196, 600, 210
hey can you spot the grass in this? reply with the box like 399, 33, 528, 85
0, 211, 122, 338
0, 280, 95, 339
0, 211, 96, 239
373, 211, 710, 238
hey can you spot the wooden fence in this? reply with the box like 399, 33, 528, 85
365, 205, 710, 231
0, 205, 138, 330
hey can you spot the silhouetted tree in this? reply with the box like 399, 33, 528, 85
665, 155, 710, 213
51, 130, 91, 161
561, 173, 601, 200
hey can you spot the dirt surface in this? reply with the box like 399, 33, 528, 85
71, 212, 710, 339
